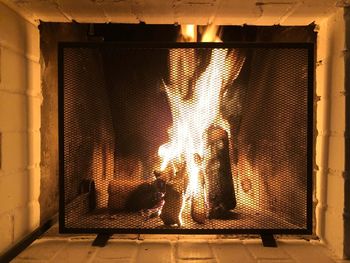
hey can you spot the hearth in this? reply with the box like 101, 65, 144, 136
58, 40, 314, 235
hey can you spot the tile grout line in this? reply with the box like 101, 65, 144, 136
242, 239, 258, 262
170, 240, 176, 263
130, 239, 142, 263
85, 242, 99, 263
46, 239, 69, 262
208, 240, 218, 263
278, 242, 299, 263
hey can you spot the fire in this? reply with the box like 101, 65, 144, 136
180, 24, 197, 42
157, 25, 238, 225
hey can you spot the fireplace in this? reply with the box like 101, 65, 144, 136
1, 1, 350, 260
58, 36, 314, 234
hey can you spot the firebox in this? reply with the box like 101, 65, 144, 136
58, 41, 314, 236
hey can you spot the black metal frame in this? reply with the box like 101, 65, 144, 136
58, 42, 314, 235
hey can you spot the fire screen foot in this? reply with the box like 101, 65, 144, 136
92, 234, 112, 247
261, 234, 277, 247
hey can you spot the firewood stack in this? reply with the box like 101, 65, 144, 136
205, 125, 236, 219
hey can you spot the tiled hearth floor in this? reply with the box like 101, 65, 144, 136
10, 224, 350, 263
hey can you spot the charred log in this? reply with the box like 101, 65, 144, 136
205, 125, 236, 219
108, 180, 144, 211
125, 181, 162, 212
107, 174, 166, 215
160, 184, 183, 226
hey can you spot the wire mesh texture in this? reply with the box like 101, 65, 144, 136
60, 43, 312, 233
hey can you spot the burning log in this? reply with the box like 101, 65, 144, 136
205, 125, 236, 219
108, 171, 166, 217
125, 176, 165, 214
108, 179, 144, 211
191, 154, 208, 224
160, 184, 183, 226
157, 161, 187, 226
191, 189, 207, 224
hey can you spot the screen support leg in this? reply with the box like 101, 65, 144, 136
261, 234, 277, 247
92, 233, 112, 247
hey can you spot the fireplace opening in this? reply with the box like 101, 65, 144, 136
59, 36, 313, 234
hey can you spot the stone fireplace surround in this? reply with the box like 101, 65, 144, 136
0, 1, 349, 261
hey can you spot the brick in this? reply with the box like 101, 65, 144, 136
317, 27, 328, 62
0, 3, 39, 60
325, 9, 345, 60
135, 240, 172, 263
176, 3, 216, 25
28, 166, 40, 202
178, 235, 218, 240
100, 2, 139, 24
111, 234, 139, 240
0, 172, 29, 214
244, 239, 291, 260
328, 135, 345, 170
135, 0, 174, 24
211, 240, 255, 263
327, 172, 345, 213
0, 47, 26, 92
27, 60, 41, 97
328, 60, 345, 98
0, 132, 28, 174
57, 0, 108, 23
13, 204, 39, 242
279, 240, 336, 263
0, 48, 40, 97
51, 240, 97, 263
0, 212, 13, 253
0, 92, 28, 132
96, 240, 138, 259
27, 201, 40, 230
28, 130, 40, 167
15, 0, 69, 22
324, 205, 345, 258
216, 1, 260, 25
16, 239, 67, 260
329, 95, 346, 133
281, 0, 338, 25
177, 241, 214, 260
315, 134, 326, 169
315, 98, 327, 136
138, 234, 178, 241
316, 65, 326, 97
255, 2, 294, 26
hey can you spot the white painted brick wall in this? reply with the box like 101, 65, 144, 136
316, 8, 346, 259
2, 0, 340, 25
0, 2, 40, 256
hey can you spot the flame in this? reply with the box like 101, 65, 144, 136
201, 24, 221, 42
180, 24, 197, 42
158, 25, 232, 224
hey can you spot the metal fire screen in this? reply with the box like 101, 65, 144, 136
59, 42, 313, 234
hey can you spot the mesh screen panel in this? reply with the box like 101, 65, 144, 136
60, 44, 312, 233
